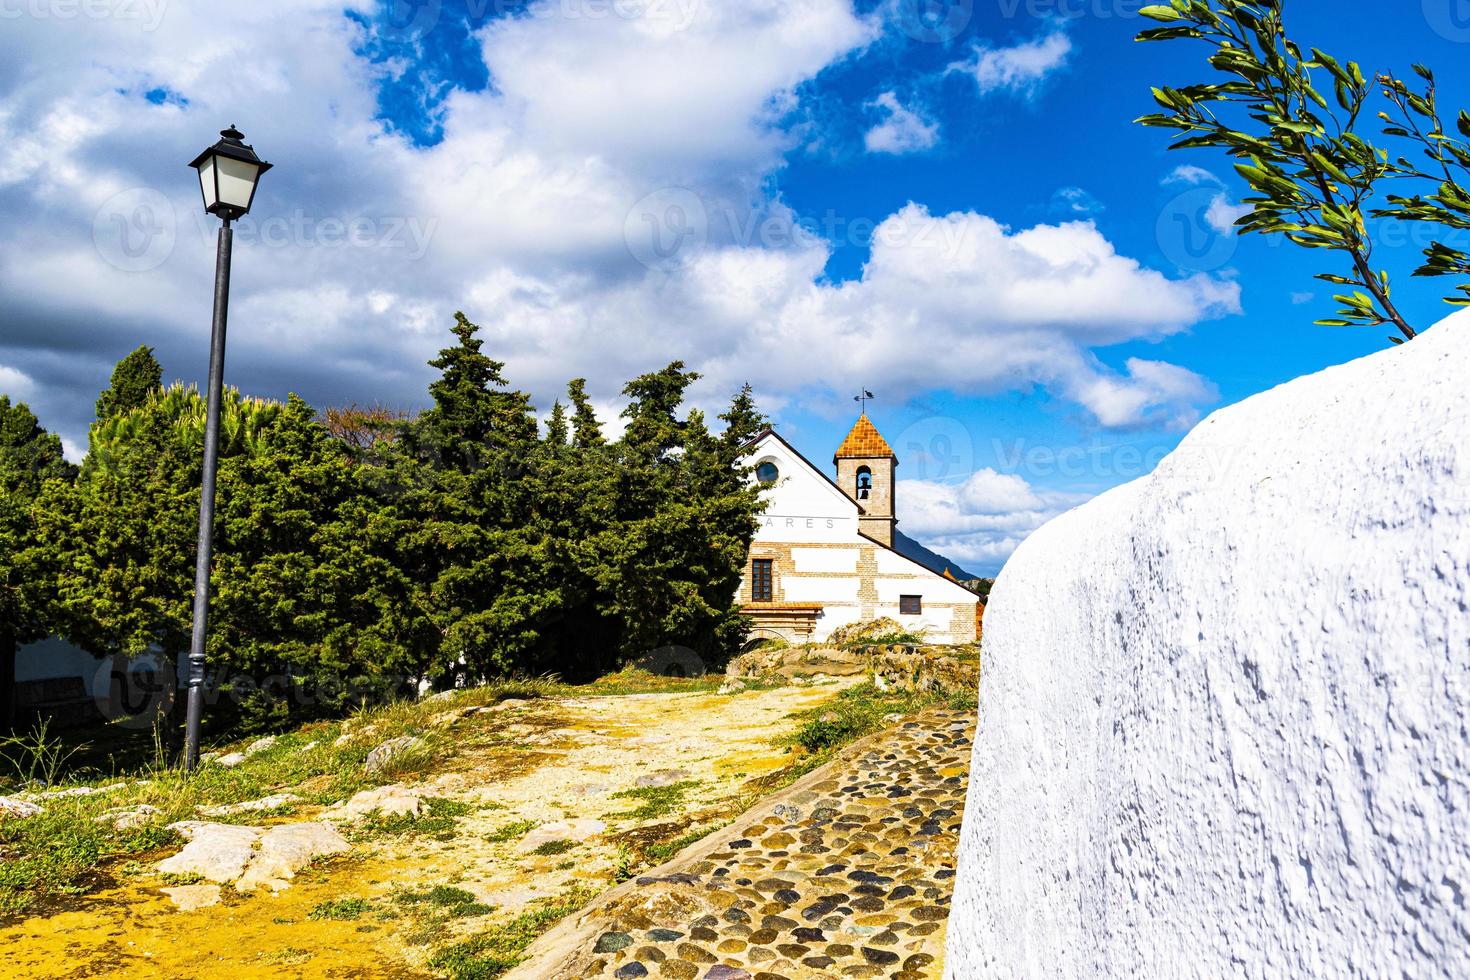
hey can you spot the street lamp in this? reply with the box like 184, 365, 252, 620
181, 126, 271, 772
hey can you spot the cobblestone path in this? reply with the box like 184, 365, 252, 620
510, 706, 975, 980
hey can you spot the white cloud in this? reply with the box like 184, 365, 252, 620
864, 91, 939, 155
1204, 194, 1251, 235
1050, 186, 1104, 216
1291, 291, 1315, 305
899, 469, 1088, 573
952, 31, 1072, 97
0, 1, 1232, 454
0, 364, 35, 401
1163, 165, 1222, 186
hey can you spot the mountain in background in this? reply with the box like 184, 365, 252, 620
894, 530, 980, 583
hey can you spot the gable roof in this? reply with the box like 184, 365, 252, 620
833, 414, 896, 463
746, 427, 865, 515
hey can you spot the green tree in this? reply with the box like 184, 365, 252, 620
0, 397, 75, 727
210, 394, 430, 728
95, 345, 162, 421
544, 400, 569, 448
566, 378, 604, 449
1137, 0, 1470, 342
38, 384, 279, 736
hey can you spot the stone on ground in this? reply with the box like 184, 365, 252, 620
507, 707, 972, 979
161, 884, 223, 911
0, 796, 43, 821
199, 793, 299, 817
339, 785, 421, 820
158, 823, 262, 883
364, 735, 424, 774
518, 818, 606, 853
236, 822, 350, 892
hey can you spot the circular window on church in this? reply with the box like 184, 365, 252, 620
756, 461, 780, 485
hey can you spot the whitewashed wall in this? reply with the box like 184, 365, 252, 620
749, 435, 860, 543
947, 312, 1470, 978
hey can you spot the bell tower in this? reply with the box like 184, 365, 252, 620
834, 414, 897, 547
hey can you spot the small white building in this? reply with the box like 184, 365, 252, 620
737, 416, 979, 646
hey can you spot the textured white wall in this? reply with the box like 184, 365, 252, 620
947, 312, 1470, 978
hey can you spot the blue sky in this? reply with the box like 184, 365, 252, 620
2, 0, 1468, 574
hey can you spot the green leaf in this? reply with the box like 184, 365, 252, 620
1138, 4, 1185, 21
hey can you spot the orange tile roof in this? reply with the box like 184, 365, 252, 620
833, 414, 895, 461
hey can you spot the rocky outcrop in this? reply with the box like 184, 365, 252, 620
157, 820, 349, 892
947, 313, 1470, 978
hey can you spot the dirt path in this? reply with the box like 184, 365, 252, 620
0, 683, 858, 979
508, 706, 975, 980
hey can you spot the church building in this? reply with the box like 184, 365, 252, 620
737, 415, 980, 646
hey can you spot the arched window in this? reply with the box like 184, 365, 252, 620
856, 465, 872, 500
756, 461, 780, 485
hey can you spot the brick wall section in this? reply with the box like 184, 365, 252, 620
740, 540, 977, 646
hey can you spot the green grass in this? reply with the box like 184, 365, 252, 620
309, 897, 372, 921
428, 886, 596, 979
608, 781, 700, 820
842, 630, 927, 648
644, 824, 724, 863
485, 819, 538, 843
530, 839, 575, 857
397, 885, 494, 918
361, 796, 477, 838
785, 681, 944, 756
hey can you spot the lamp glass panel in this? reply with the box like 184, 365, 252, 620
216, 156, 261, 211
196, 156, 217, 210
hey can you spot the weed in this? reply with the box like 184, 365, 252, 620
645, 824, 723, 863
398, 885, 493, 918
0, 720, 84, 788
309, 897, 371, 921
485, 819, 538, 843
530, 839, 575, 857
429, 886, 596, 979
785, 681, 939, 756
361, 796, 472, 837
608, 781, 699, 820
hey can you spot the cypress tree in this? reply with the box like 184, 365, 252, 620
95, 345, 162, 421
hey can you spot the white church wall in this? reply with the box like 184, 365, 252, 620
780, 577, 861, 604
754, 514, 859, 543
791, 547, 860, 574
946, 311, 1470, 978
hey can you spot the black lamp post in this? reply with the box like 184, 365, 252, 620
181, 126, 271, 772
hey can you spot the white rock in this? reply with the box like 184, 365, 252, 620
0, 796, 43, 821
364, 735, 424, 774
212, 752, 247, 768
947, 312, 1470, 979
157, 823, 262, 883
236, 822, 350, 892
244, 735, 277, 757
339, 785, 422, 820
161, 884, 222, 911
634, 769, 691, 789
517, 819, 605, 852
198, 793, 300, 817
96, 804, 159, 830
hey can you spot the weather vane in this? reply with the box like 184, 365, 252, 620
853, 389, 875, 413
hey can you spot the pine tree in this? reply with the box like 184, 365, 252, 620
544, 400, 569, 448
38, 384, 280, 738
566, 378, 604, 449
95, 345, 162, 421
0, 396, 75, 727
718, 382, 768, 467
